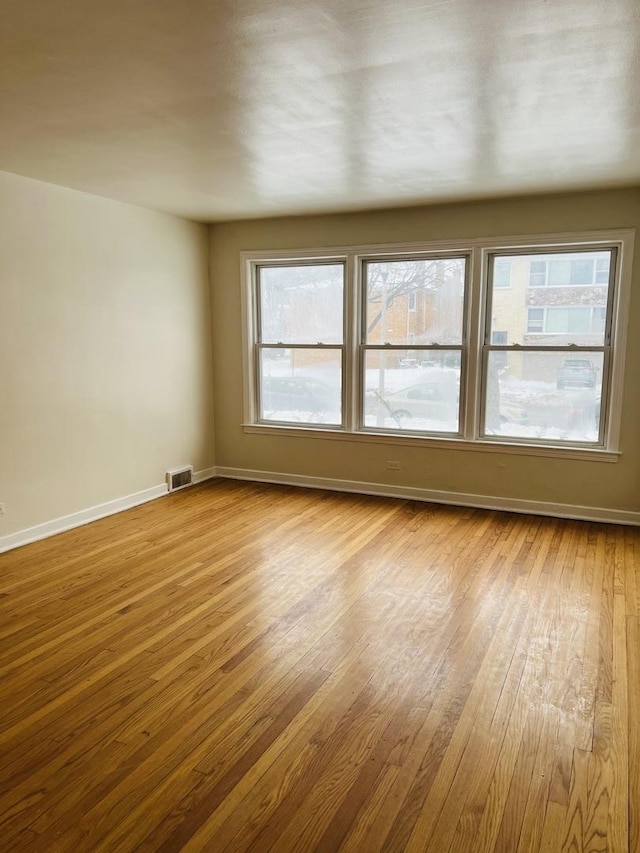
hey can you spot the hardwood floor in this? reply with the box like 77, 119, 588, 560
0, 479, 638, 852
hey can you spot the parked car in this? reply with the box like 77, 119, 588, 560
372, 383, 459, 425
371, 383, 530, 429
261, 376, 338, 417
557, 358, 596, 389
498, 401, 530, 425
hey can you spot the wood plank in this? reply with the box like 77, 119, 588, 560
540, 801, 568, 852
608, 594, 628, 853
450, 569, 562, 851
0, 481, 635, 852
562, 747, 589, 853
629, 614, 640, 853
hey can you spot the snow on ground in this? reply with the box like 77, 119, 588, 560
261, 361, 600, 442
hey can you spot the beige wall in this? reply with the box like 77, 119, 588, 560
210, 188, 640, 513
0, 170, 215, 537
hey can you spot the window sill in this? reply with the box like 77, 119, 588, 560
242, 424, 620, 463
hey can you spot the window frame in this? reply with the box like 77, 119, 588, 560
254, 260, 347, 429
241, 229, 634, 462
358, 252, 470, 438
481, 246, 618, 448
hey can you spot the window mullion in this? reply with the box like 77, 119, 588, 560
463, 247, 484, 440
343, 252, 357, 432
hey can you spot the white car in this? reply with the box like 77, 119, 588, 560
381, 383, 458, 422
371, 384, 529, 427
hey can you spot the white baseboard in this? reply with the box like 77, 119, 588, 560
3, 463, 636, 555
0, 467, 218, 554
192, 467, 217, 484
215, 466, 640, 527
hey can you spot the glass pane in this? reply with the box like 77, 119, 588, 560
259, 264, 343, 344
529, 261, 546, 287
483, 351, 604, 443
595, 259, 609, 284
260, 348, 342, 425
527, 308, 543, 333
567, 308, 591, 333
548, 260, 571, 285
570, 259, 594, 285
365, 257, 465, 345
593, 307, 607, 333
363, 350, 461, 433
490, 250, 612, 346
494, 261, 511, 288
546, 308, 568, 333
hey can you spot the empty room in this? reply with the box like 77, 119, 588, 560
0, 1, 639, 851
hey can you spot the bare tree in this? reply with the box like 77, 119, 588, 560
366, 259, 464, 340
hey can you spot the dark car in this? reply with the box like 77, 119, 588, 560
261, 376, 338, 417
557, 359, 596, 389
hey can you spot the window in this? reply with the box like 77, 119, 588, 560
526, 308, 544, 333
243, 232, 631, 456
493, 261, 511, 288
526, 306, 608, 336
487, 249, 615, 444
256, 263, 344, 426
362, 257, 466, 434
529, 260, 547, 287
527, 252, 612, 287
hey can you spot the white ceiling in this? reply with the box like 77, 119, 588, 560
1, 0, 639, 222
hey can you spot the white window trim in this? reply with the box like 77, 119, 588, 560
240, 229, 634, 461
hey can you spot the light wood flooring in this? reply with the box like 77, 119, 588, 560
0, 479, 638, 852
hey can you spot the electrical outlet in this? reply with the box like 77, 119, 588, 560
0, 503, 5, 516
387, 461, 401, 471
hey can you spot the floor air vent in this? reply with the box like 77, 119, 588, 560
166, 466, 193, 492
